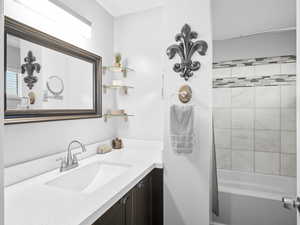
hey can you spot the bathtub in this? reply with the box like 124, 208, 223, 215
212, 170, 297, 225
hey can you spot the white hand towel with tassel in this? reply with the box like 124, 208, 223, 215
170, 104, 194, 153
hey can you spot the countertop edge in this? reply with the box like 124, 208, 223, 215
5, 144, 163, 225
81, 163, 162, 225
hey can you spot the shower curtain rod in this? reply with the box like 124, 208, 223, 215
214, 27, 296, 41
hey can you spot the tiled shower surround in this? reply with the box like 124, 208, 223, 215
213, 60, 296, 177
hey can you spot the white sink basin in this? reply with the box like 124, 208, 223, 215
46, 161, 131, 194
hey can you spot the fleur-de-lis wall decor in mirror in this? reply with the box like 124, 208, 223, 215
21, 50, 41, 89
166, 24, 208, 81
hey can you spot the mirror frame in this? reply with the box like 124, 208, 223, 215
4, 17, 102, 125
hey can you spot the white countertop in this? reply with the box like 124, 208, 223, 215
5, 145, 163, 225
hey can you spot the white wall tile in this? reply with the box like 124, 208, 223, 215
281, 86, 296, 108
232, 151, 253, 172
254, 152, 280, 175
231, 66, 255, 77
255, 130, 280, 152
231, 88, 255, 108
213, 108, 231, 129
212, 69, 296, 178
255, 109, 280, 130
232, 109, 254, 129
213, 68, 231, 78
255, 64, 280, 76
255, 86, 280, 108
281, 131, 296, 154
216, 149, 231, 169
280, 154, 296, 177
213, 88, 231, 107
232, 129, 253, 150
215, 129, 231, 149
281, 63, 296, 74
281, 109, 296, 131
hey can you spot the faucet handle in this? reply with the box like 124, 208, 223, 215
72, 152, 82, 164
56, 157, 67, 170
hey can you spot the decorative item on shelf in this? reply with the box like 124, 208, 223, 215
103, 109, 134, 122
112, 137, 123, 149
103, 80, 134, 94
28, 91, 36, 105
114, 53, 122, 67
21, 51, 41, 89
113, 80, 123, 86
166, 24, 208, 81
103, 56, 134, 77
97, 144, 112, 154
111, 109, 125, 115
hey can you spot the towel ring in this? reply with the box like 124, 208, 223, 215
178, 85, 192, 103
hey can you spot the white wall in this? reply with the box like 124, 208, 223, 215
163, 0, 212, 224
4, 0, 116, 166
213, 30, 296, 62
0, 0, 4, 223
113, 3, 213, 224
113, 7, 164, 141
212, 0, 296, 40
297, 1, 300, 225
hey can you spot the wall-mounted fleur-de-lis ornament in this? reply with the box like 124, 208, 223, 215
166, 24, 208, 81
21, 51, 41, 89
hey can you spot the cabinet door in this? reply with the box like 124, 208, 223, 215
122, 191, 134, 225
133, 176, 152, 225
93, 200, 124, 225
92, 169, 163, 225
151, 169, 163, 225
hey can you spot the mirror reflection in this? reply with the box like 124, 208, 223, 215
6, 34, 94, 111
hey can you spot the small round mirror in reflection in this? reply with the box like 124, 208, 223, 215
46, 76, 64, 96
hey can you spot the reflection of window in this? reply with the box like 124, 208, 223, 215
6, 70, 21, 96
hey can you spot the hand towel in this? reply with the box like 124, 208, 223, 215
170, 104, 194, 153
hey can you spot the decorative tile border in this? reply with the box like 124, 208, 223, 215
213, 74, 296, 88
213, 55, 296, 69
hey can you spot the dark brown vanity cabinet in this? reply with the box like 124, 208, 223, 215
133, 174, 152, 225
93, 190, 134, 225
94, 199, 124, 225
93, 169, 163, 225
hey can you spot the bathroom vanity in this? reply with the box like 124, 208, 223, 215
93, 169, 163, 225
4, 140, 163, 225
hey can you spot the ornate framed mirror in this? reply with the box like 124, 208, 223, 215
4, 17, 102, 124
